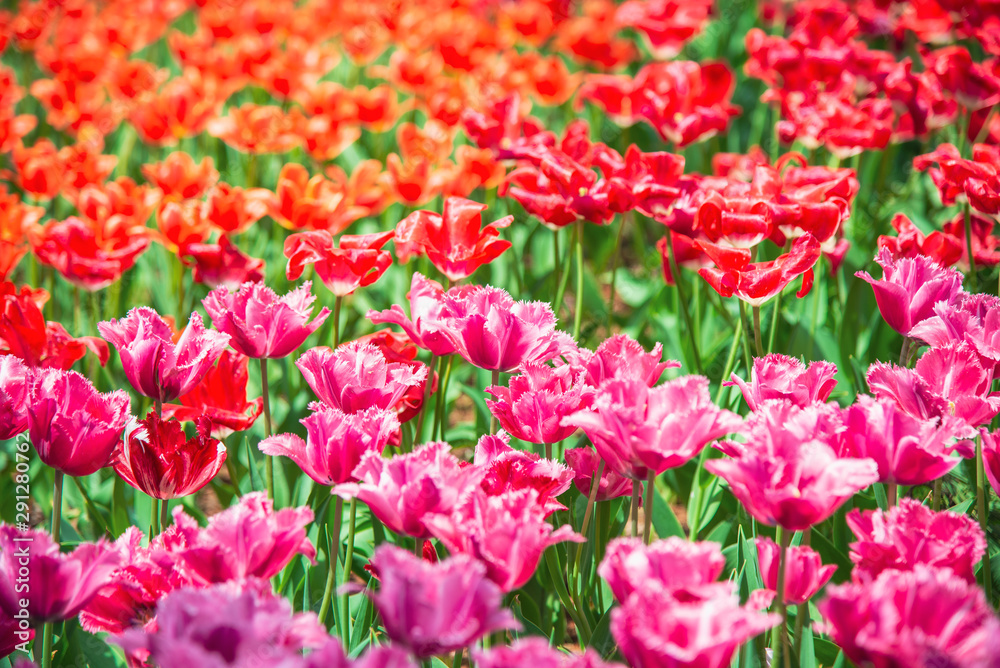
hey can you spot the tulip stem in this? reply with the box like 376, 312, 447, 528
260, 358, 274, 500
738, 301, 754, 377
573, 219, 585, 341
887, 482, 898, 507
414, 355, 437, 443
545, 443, 552, 460
772, 527, 792, 668
451, 648, 463, 668
642, 470, 655, 545
552, 226, 561, 311
963, 202, 978, 293
607, 212, 628, 332
899, 337, 911, 367
975, 437, 994, 602
665, 232, 703, 374
752, 306, 764, 357
434, 356, 455, 440
41, 471, 64, 668
554, 227, 574, 318
150, 497, 160, 536
767, 291, 783, 353
792, 530, 812, 660
332, 296, 342, 349
341, 499, 357, 639
489, 369, 500, 433
318, 498, 343, 627
933, 479, 942, 511
714, 315, 743, 406
161, 498, 170, 530
572, 460, 605, 590
629, 482, 640, 538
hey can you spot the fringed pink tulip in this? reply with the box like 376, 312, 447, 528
846, 498, 986, 584
114, 412, 227, 499
756, 537, 836, 606
296, 342, 427, 414
368, 273, 463, 356
441, 286, 575, 372
260, 406, 399, 486
0, 526, 120, 623
202, 281, 330, 359
563, 376, 742, 480
819, 566, 1000, 668
565, 333, 679, 387
0, 356, 28, 440
476, 638, 626, 668
172, 492, 316, 584
424, 488, 583, 592
474, 432, 574, 515
368, 545, 520, 658
599, 537, 727, 604
705, 401, 879, 530
726, 354, 837, 412
564, 447, 634, 501
611, 584, 781, 668
98, 307, 230, 402
27, 368, 130, 477
115, 580, 333, 668
855, 248, 963, 337
866, 362, 951, 421
333, 442, 484, 539
984, 428, 1000, 497
486, 362, 594, 445
914, 341, 1000, 426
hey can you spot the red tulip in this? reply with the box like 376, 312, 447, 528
698, 233, 821, 306
163, 349, 263, 439
115, 412, 226, 500
29, 216, 151, 291
182, 236, 266, 289
27, 368, 130, 477
140, 152, 218, 200
284, 230, 394, 297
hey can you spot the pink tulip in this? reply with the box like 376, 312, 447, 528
563, 376, 743, 480
441, 285, 575, 372
819, 566, 1000, 668
563, 333, 679, 387
474, 432, 574, 515
27, 368, 130, 476
611, 585, 781, 668
564, 447, 634, 501
261, 406, 399, 486
333, 442, 484, 539
910, 297, 1000, 374
839, 395, 971, 485
115, 580, 333, 668
705, 401, 879, 531
846, 498, 986, 584
866, 362, 951, 420
915, 341, 1000, 426
0, 356, 28, 440
0, 609, 31, 660
424, 488, 583, 592
599, 537, 728, 604
368, 545, 520, 658
0, 526, 120, 623
367, 273, 464, 356
98, 307, 230, 402
475, 638, 626, 668
726, 353, 837, 412
115, 412, 227, 500
984, 428, 1000, 497
172, 492, 316, 584
486, 362, 594, 445
855, 247, 963, 337
755, 537, 836, 606
202, 281, 330, 359
296, 342, 427, 414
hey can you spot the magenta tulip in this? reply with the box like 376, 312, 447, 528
756, 537, 836, 605
726, 353, 837, 412
474, 432, 573, 515
486, 362, 594, 445
0, 356, 29, 440
368, 272, 463, 356
564, 333, 679, 387
564, 447, 634, 501
599, 537, 728, 604
476, 638, 626, 668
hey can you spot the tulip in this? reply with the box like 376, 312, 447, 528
98, 307, 230, 404
726, 354, 837, 412
182, 236, 266, 289
163, 350, 263, 439
474, 432, 574, 516
284, 229, 394, 297
368, 545, 520, 658
29, 216, 151, 291
27, 368, 130, 477
698, 233, 821, 306
424, 488, 583, 592
114, 412, 227, 500
333, 442, 484, 539
260, 406, 399, 486
564, 333, 679, 387
0, 356, 28, 440
140, 152, 219, 200
599, 537, 728, 604
564, 447, 634, 501
203, 281, 330, 359
486, 362, 594, 446
756, 537, 836, 605
0, 526, 120, 623
984, 428, 1000, 497
368, 272, 463, 356
476, 637, 626, 668
846, 499, 986, 584
818, 566, 1000, 668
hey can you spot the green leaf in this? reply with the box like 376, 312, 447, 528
588, 607, 616, 660
651, 488, 685, 539
811, 530, 853, 584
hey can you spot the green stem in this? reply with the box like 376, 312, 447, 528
607, 213, 628, 331
976, 437, 994, 602
792, 529, 811, 660
752, 306, 764, 357
161, 498, 170, 530
434, 355, 454, 440
225, 437, 243, 496
552, 226, 561, 311
41, 472, 65, 668
554, 226, 574, 319
573, 219, 585, 341
899, 337, 911, 367
413, 355, 437, 443
150, 497, 161, 536
318, 498, 343, 627
332, 296, 343, 348
714, 316, 743, 406
630, 481, 640, 538
154, 399, 162, 418
933, 478, 942, 512
451, 648, 463, 668
738, 301, 754, 378
767, 288, 783, 354
543, 548, 591, 645
260, 358, 274, 500
489, 369, 500, 433
964, 202, 978, 293
340, 499, 358, 639
643, 470, 655, 545
772, 527, 792, 668
665, 232, 704, 374
571, 460, 604, 588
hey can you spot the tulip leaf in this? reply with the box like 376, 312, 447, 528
348, 587, 372, 652
813, 638, 842, 666
650, 487, 685, 539
809, 530, 853, 584
588, 607, 616, 660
